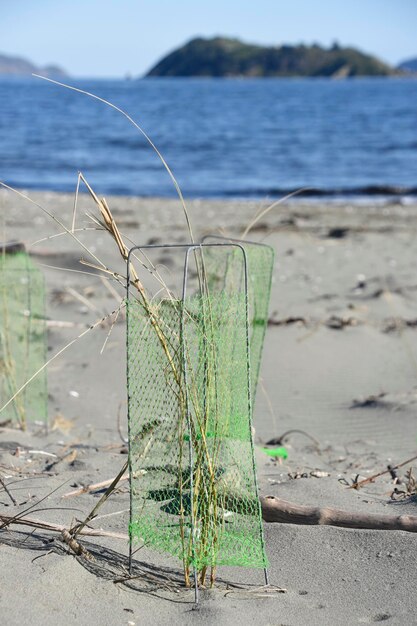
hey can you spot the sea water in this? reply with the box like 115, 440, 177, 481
1, 77, 416, 201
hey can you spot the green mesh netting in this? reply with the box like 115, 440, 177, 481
202, 239, 274, 401
127, 245, 269, 573
0, 252, 47, 425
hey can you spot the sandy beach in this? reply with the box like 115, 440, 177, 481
1, 188, 417, 625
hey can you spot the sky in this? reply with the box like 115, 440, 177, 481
2, 0, 417, 78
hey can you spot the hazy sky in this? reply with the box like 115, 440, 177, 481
3, 0, 416, 77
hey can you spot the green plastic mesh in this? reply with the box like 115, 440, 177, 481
0, 252, 47, 425
127, 245, 269, 572
202, 239, 274, 401
246, 244, 274, 400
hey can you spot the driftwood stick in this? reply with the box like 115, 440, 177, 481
62, 474, 129, 498
261, 495, 417, 532
62, 467, 147, 498
0, 513, 128, 540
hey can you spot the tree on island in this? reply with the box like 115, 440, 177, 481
146, 36, 398, 78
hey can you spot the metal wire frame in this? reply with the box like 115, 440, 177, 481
126, 242, 269, 603
200, 233, 274, 249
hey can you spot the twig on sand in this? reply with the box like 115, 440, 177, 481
0, 511, 128, 560
46, 320, 84, 329
62, 471, 130, 498
0, 513, 127, 538
116, 402, 128, 444
265, 429, 320, 448
348, 454, 417, 490
70, 461, 129, 539
0, 512, 128, 561
0, 476, 17, 505
261, 495, 417, 532
60, 529, 95, 560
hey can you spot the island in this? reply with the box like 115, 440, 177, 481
146, 37, 397, 78
397, 57, 417, 73
0, 52, 67, 77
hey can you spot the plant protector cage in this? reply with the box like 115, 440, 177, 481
126, 239, 274, 601
0, 249, 47, 427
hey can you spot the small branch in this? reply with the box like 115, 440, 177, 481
261, 495, 417, 532
70, 461, 128, 539
0, 476, 17, 506
27, 450, 57, 458
46, 320, 84, 329
0, 513, 128, 540
348, 454, 417, 490
60, 528, 95, 560
62, 473, 130, 498
265, 429, 320, 448
66, 286, 103, 315
116, 402, 128, 444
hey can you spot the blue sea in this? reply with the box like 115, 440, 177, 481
1, 77, 416, 201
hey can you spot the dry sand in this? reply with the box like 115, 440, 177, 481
1, 188, 417, 625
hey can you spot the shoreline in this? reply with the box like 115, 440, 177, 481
5, 183, 417, 206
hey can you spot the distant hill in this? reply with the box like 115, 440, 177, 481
397, 57, 417, 73
0, 52, 68, 77
146, 37, 397, 78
